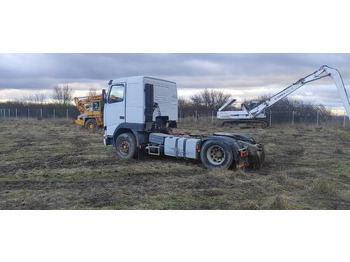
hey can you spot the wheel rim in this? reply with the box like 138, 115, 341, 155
88, 123, 95, 130
206, 145, 225, 165
119, 140, 130, 155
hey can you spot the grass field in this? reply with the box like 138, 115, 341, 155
0, 118, 349, 210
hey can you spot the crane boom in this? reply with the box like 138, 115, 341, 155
249, 65, 350, 120
323, 66, 350, 120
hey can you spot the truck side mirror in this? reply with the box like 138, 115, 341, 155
102, 89, 107, 103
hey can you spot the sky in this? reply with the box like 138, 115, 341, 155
0, 53, 349, 113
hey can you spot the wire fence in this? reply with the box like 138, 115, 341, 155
0, 108, 79, 119
0, 107, 348, 128
178, 110, 350, 127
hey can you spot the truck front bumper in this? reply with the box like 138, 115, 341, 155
103, 134, 113, 146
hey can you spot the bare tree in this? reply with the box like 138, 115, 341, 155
88, 87, 97, 97
52, 84, 74, 105
178, 97, 188, 109
215, 90, 232, 108
190, 93, 204, 108
21, 93, 46, 104
33, 93, 46, 104
190, 89, 231, 110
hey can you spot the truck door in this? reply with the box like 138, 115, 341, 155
104, 83, 126, 128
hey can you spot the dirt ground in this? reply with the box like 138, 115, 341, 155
0, 118, 349, 209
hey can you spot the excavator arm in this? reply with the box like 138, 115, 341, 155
74, 97, 88, 114
322, 66, 350, 120
249, 65, 350, 120
74, 94, 103, 115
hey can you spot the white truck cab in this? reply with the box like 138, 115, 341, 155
103, 76, 178, 146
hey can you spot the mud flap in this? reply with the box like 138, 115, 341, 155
247, 143, 265, 170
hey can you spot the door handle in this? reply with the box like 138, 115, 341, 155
120, 116, 125, 119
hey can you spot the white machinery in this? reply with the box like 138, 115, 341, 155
217, 65, 350, 127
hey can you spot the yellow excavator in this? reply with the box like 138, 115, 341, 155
74, 94, 103, 130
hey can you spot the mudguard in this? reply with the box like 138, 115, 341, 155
214, 132, 256, 144
199, 136, 244, 162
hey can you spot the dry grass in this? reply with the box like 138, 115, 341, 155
0, 118, 349, 209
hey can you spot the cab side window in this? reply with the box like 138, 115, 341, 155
92, 101, 100, 111
109, 84, 124, 103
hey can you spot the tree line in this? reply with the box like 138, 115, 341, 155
178, 89, 332, 123
0, 85, 100, 107
0, 85, 79, 118
18, 84, 74, 106
1, 86, 334, 123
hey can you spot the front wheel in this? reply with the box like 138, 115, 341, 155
200, 140, 234, 169
114, 133, 138, 159
85, 119, 98, 130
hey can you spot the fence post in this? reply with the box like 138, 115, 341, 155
53, 109, 55, 119
8, 109, 10, 118
0, 108, 2, 118
292, 111, 295, 125
195, 110, 198, 122
16, 108, 18, 118
269, 111, 272, 127
344, 115, 346, 128
28, 108, 30, 118
41, 109, 43, 119
66, 109, 69, 119
211, 110, 214, 123
179, 110, 182, 123
316, 111, 319, 127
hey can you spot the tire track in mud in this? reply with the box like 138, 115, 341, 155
0, 180, 115, 190
0, 132, 104, 174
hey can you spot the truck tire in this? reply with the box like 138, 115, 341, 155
114, 133, 138, 159
85, 119, 98, 130
200, 140, 234, 169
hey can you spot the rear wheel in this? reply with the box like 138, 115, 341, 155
114, 133, 138, 159
200, 140, 234, 169
85, 119, 98, 130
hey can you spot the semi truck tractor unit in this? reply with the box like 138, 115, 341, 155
102, 76, 264, 170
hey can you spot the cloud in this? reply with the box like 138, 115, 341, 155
0, 53, 350, 109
